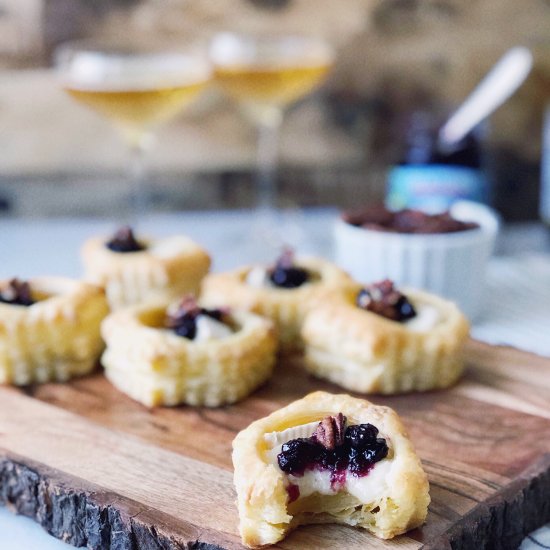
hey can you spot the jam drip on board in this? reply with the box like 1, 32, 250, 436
165, 296, 227, 340
0, 278, 34, 306
269, 248, 310, 289
277, 414, 389, 491
357, 279, 416, 322
106, 226, 145, 253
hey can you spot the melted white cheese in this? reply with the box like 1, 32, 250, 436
264, 421, 320, 454
194, 314, 232, 342
264, 421, 391, 503
287, 460, 392, 502
245, 266, 273, 288
405, 304, 441, 332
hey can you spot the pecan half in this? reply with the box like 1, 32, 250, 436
0, 278, 34, 306
277, 247, 296, 269
312, 413, 347, 450
357, 279, 416, 322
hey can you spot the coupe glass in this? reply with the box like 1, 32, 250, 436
211, 32, 334, 251
55, 39, 212, 219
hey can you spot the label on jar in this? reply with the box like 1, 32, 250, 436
387, 165, 487, 213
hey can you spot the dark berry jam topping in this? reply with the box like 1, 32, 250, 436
106, 226, 145, 253
0, 278, 34, 306
165, 296, 227, 340
277, 415, 388, 480
342, 206, 479, 234
357, 279, 416, 322
278, 438, 324, 475
269, 248, 309, 289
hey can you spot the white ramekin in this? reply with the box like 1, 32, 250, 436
333, 201, 500, 320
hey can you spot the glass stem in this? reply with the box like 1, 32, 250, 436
256, 107, 283, 217
128, 134, 150, 223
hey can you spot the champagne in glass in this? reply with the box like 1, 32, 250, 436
211, 33, 334, 252
64, 83, 208, 141
214, 63, 331, 107
56, 40, 211, 217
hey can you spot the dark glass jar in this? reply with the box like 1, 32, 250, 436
387, 110, 488, 212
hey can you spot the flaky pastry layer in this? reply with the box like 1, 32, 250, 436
201, 257, 353, 354
232, 391, 430, 547
302, 285, 470, 394
82, 235, 211, 310
0, 277, 108, 385
101, 304, 276, 407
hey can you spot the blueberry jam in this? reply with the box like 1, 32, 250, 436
269, 248, 309, 289
357, 279, 416, 322
0, 278, 34, 306
277, 415, 388, 486
106, 226, 145, 253
277, 438, 325, 475
165, 296, 226, 340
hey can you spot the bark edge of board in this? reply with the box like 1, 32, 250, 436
2, 451, 550, 550
421, 454, 550, 550
0, 452, 227, 550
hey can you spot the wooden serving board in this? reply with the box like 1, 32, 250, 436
0, 340, 549, 550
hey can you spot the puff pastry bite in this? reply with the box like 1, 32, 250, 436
302, 279, 469, 394
0, 277, 108, 385
233, 391, 429, 547
101, 296, 276, 407
201, 249, 352, 353
82, 226, 211, 310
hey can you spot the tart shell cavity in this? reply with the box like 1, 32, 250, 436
302, 284, 469, 394
0, 277, 109, 385
232, 391, 430, 547
101, 302, 277, 407
82, 234, 211, 310
201, 257, 353, 353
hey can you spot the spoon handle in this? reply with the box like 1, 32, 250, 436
438, 46, 533, 150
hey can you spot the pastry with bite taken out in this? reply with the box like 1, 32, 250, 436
233, 391, 429, 547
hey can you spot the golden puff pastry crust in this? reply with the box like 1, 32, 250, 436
233, 391, 430, 547
81, 234, 211, 310
201, 257, 353, 354
101, 302, 277, 407
0, 277, 109, 385
302, 284, 470, 394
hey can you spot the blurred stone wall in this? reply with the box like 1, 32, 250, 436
94, 0, 550, 218
327, 0, 550, 218
332, 0, 550, 160
0, 0, 43, 67
1, 0, 549, 218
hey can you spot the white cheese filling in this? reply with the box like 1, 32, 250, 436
245, 266, 274, 288
194, 314, 232, 342
148, 236, 197, 258
405, 304, 441, 332
264, 421, 392, 503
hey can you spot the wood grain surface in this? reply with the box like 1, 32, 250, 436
0, 340, 549, 549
